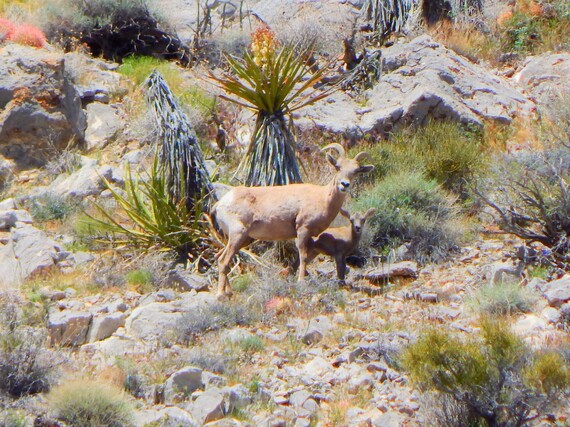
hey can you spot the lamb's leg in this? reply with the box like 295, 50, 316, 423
218, 230, 250, 298
296, 228, 312, 281
335, 255, 347, 285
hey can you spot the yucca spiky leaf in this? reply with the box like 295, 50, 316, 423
210, 46, 332, 116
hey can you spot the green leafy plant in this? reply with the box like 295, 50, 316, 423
29, 193, 77, 222
88, 157, 207, 256
49, 380, 133, 427
210, 26, 333, 186
401, 318, 570, 427
351, 171, 464, 262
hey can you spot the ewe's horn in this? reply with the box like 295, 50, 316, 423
321, 143, 346, 158
355, 152, 370, 163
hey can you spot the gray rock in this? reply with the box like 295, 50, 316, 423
87, 312, 126, 342
189, 387, 226, 424
364, 261, 419, 283
300, 36, 534, 135
84, 103, 123, 151
133, 406, 198, 427
0, 224, 61, 287
165, 267, 210, 292
0, 209, 33, 229
542, 275, 570, 307
203, 371, 227, 389
0, 45, 84, 168
222, 384, 253, 412
348, 374, 374, 394
164, 366, 203, 404
72, 251, 95, 266
48, 309, 93, 346
372, 411, 405, 427
542, 307, 561, 324
289, 389, 311, 408
301, 329, 323, 345
513, 53, 570, 106
50, 161, 113, 198
0, 198, 16, 210
80, 334, 143, 358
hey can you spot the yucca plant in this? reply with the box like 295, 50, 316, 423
88, 157, 206, 256
210, 26, 333, 186
362, 0, 416, 44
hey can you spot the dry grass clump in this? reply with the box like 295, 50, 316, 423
49, 379, 133, 427
467, 281, 539, 316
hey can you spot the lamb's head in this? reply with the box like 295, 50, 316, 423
340, 208, 377, 235
322, 143, 374, 193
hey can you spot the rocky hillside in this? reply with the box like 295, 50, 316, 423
1, 0, 570, 426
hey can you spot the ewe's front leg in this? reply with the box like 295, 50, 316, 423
296, 228, 312, 282
217, 229, 250, 298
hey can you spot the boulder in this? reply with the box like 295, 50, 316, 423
188, 387, 226, 424
133, 406, 198, 427
165, 267, 210, 292
48, 309, 93, 346
125, 292, 216, 342
84, 103, 124, 151
164, 366, 204, 404
48, 158, 113, 198
513, 53, 570, 106
87, 312, 126, 342
364, 261, 419, 283
0, 209, 33, 229
222, 384, 253, 412
0, 223, 61, 287
299, 35, 535, 134
541, 275, 570, 307
0, 44, 84, 168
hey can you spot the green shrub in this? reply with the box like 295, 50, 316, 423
0, 410, 26, 427
50, 380, 133, 427
28, 193, 77, 222
125, 269, 154, 288
468, 281, 538, 316
401, 318, 569, 427
352, 171, 464, 262
235, 336, 265, 354
500, 0, 570, 54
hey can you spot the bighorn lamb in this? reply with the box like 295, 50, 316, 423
211, 144, 374, 297
307, 208, 376, 283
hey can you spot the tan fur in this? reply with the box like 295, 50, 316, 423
211, 144, 374, 298
308, 208, 376, 282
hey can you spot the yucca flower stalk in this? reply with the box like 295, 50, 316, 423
210, 26, 333, 186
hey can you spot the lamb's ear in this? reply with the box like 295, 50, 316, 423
358, 165, 374, 174
326, 153, 340, 170
365, 208, 377, 219
339, 208, 351, 219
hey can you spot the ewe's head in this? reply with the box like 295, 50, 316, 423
322, 143, 374, 193
340, 208, 377, 235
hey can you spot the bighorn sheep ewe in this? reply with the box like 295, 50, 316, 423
211, 143, 374, 297
308, 208, 376, 283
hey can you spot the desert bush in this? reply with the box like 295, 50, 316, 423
0, 17, 15, 40
499, 0, 570, 54
402, 318, 570, 427
352, 171, 464, 262
28, 193, 77, 222
0, 411, 26, 427
176, 301, 259, 344
9, 22, 45, 47
0, 297, 55, 397
476, 146, 570, 270
39, 0, 189, 63
468, 281, 538, 316
125, 268, 154, 293
49, 380, 133, 427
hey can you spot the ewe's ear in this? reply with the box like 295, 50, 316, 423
339, 208, 351, 219
358, 165, 374, 174
326, 153, 340, 170
365, 208, 377, 219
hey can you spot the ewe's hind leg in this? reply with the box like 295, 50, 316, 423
296, 228, 312, 282
217, 230, 250, 298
